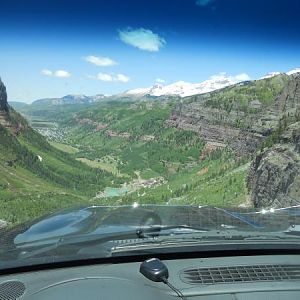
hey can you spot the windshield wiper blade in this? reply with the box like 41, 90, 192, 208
111, 230, 300, 253
175, 229, 300, 241
114, 230, 300, 249
17, 225, 208, 259
62, 225, 208, 244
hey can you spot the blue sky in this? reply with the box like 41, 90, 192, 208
0, 0, 299, 102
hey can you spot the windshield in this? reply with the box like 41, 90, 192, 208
1, 205, 300, 270
0, 0, 300, 271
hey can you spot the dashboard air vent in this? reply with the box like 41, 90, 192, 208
0, 281, 26, 300
180, 265, 300, 285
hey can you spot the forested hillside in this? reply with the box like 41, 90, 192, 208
0, 78, 114, 224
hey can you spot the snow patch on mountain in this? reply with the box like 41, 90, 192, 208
259, 69, 300, 80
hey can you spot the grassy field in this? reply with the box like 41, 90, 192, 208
76, 156, 129, 177
50, 141, 79, 154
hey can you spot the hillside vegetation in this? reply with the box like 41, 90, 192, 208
0, 106, 114, 224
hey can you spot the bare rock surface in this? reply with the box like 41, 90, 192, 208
0, 78, 8, 112
247, 122, 300, 208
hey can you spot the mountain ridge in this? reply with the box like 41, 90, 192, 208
124, 69, 300, 98
10, 68, 300, 106
31, 94, 106, 106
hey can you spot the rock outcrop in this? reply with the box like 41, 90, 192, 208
247, 122, 300, 208
0, 78, 28, 133
0, 78, 9, 112
246, 74, 300, 208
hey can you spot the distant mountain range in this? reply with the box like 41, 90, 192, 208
29, 94, 106, 106
126, 69, 300, 98
9, 68, 300, 106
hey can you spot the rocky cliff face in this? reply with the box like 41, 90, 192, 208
247, 74, 300, 208
166, 74, 298, 157
0, 78, 9, 112
247, 122, 300, 208
166, 73, 300, 207
0, 78, 27, 133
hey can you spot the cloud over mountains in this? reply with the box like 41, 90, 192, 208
118, 28, 166, 52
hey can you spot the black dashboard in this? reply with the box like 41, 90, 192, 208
1, 254, 300, 299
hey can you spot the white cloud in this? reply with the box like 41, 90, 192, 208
91, 73, 130, 83
115, 74, 130, 82
96, 73, 114, 81
156, 78, 165, 83
196, 0, 213, 6
41, 69, 71, 78
83, 55, 117, 66
41, 69, 53, 76
118, 28, 166, 52
54, 70, 71, 78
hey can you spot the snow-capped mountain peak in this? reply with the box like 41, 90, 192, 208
125, 87, 152, 96
259, 72, 282, 80
287, 68, 300, 76
125, 73, 249, 98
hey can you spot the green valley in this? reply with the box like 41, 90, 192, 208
3, 73, 300, 225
